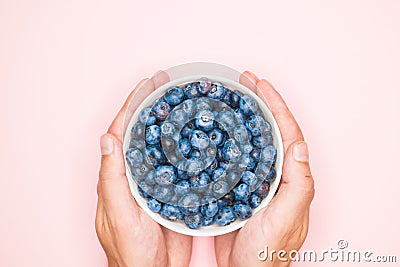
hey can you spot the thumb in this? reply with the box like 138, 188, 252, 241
99, 133, 139, 217
272, 141, 315, 213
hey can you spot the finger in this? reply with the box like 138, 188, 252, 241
162, 227, 193, 266
108, 78, 155, 141
151, 70, 170, 88
99, 133, 139, 218
239, 71, 259, 93
266, 141, 314, 217
256, 79, 304, 151
95, 192, 105, 234
214, 231, 237, 266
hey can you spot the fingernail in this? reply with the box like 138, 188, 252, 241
100, 134, 114, 155
243, 71, 258, 85
245, 71, 259, 82
293, 141, 309, 162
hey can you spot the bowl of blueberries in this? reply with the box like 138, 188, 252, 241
123, 63, 284, 236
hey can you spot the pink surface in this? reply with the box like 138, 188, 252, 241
1, 1, 399, 266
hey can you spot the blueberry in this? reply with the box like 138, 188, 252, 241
207, 128, 225, 146
233, 125, 251, 144
131, 164, 151, 177
178, 193, 200, 215
226, 171, 241, 186
164, 86, 184, 105
219, 161, 230, 170
212, 180, 229, 198
202, 216, 214, 226
177, 138, 191, 158
234, 108, 246, 124
231, 90, 243, 108
145, 125, 161, 145
234, 183, 250, 202
190, 130, 210, 150
189, 149, 201, 159
178, 121, 192, 136
144, 145, 166, 166
212, 167, 226, 181
196, 97, 212, 110
181, 99, 196, 117
252, 134, 273, 148
138, 181, 153, 199
160, 137, 176, 152
184, 83, 201, 99
245, 115, 266, 136
152, 100, 171, 120
233, 202, 252, 220
201, 196, 219, 218
125, 147, 143, 166
147, 198, 162, 213
129, 139, 146, 150
153, 184, 173, 202
176, 161, 189, 180
240, 95, 259, 116
175, 180, 191, 196
155, 165, 177, 185
222, 191, 235, 206
199, 77, 212, 94
161, 204, 183, 221
241, 170, 259, 191
250, 147, 261, 161
145, 170, 156, 185
255, 161, 273, 178
204, 158, 218, 175
169, 108, 188, 127
221, 89, 232, 105
190, 172, 210, 191
207, 82, 226, 100
238, 154, 256, 171
131, 122, 145, 139
249, 193, 262, 208
140, 107, 157, 126
214, 206, 236, 226
265, 167, 277, 183
221, 139, 242, 162
254, 181, 270, 198
205, 146, 217, 158
260, 145, 277, 163
195, 110, 215, 131
185, 157, 204, 176
216, 110, 235, 131
184, 213, 203, 229
160, 122, 175, 138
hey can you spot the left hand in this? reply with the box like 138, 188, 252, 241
95, 71, 193, 267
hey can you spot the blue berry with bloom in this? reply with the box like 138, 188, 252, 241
147, 198, 162, 213
233, 202, 252, 220
152, 100, 171, 120
190, 130, 210, 150
145, 125, 161, 145
164, 86, 184, 105
184, 213, 203, 229
207, 82, 226, 100
140, 107, 157, 126
195, 110, 215, 131
155, 165, 177, 185
184, 83, 201, 99
215, 206, 236, 226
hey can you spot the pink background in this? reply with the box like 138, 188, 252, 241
1, 0, 399, 266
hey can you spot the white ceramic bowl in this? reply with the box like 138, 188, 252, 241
123, 63, 284, 236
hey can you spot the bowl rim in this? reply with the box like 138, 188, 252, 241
123, 74, 284, 237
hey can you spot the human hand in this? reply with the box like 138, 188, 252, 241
95, 72, 192, 267
215, 71, 315, 267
